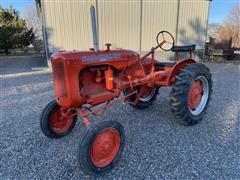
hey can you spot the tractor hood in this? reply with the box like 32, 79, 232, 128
51, 49, 140, 70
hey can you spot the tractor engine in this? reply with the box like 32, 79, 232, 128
51, 49, 143, 108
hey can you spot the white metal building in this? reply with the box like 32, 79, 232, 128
36, 0, 211, 63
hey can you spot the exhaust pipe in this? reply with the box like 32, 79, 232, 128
90, 6, 99, 51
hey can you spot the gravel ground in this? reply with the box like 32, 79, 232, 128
0, 62, 239, 179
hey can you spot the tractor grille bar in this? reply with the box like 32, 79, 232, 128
52, 62, 67, 98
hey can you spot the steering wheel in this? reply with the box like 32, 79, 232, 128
156, 31, 175, 51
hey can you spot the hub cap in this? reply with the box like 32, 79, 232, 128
91, 128, 120, 168
49, 107, 74, 134
139, 87, 157, 102
188, 76, 209, 115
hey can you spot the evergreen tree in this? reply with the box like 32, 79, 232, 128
0, 5, 35, 54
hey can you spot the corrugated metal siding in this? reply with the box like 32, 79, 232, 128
42, 0, 96, 53
141, 0, 178, 60
97, 1, 141, 51
41, 0, 210, 59
177, 0, 210, 48
141, 0, 178, 51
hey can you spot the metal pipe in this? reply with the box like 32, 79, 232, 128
90, 6, 99, 51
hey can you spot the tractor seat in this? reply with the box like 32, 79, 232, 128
171, 44, 196, 52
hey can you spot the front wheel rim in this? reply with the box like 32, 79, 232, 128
91, 128, 120, 168
49, 108, 74, 134
188, 76, 209, 116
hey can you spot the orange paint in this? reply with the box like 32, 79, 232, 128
105, 67, 114, 90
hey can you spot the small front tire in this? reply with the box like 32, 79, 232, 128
78, 121, 125, 176
40, 100, 77, 138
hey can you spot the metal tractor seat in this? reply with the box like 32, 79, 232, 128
155, 44, 197, 66
171, 44, 196, 52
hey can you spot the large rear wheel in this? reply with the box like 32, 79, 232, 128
170, 63, 213, 126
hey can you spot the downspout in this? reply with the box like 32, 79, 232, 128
203, 1, 211, 60
205, 1, 211, 44
40, 0, 50, 67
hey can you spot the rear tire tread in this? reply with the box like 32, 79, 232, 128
170, 63, 213, 126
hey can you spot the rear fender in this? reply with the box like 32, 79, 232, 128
166, 59, 196, 86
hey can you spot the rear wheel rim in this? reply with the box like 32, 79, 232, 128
139, 87, 157, 102
91, 128, 120, 168
49, 107, 74, 134
188, 76, 209, 115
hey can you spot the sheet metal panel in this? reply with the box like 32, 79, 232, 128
141, 0, 179, 60
42, 0, 96, 53
97, 1, 141, 51
41, 0, 210, 61
177, 0, 210, 48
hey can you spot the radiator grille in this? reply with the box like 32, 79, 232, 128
52, 62, 67, 97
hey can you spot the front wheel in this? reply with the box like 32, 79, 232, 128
170, 63, 213, 126
40, 100, 77, 138
78, 121, 125, 176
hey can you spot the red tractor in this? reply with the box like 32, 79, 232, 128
40, 6, 212, 176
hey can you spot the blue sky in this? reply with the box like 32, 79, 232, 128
209, 0, 239, 23
0, 0, 35, 16
0, 0, 238, 24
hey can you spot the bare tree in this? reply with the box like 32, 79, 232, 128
216, 2, 240, 48
207, 23, 220, 37
23, 5, 42, 40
